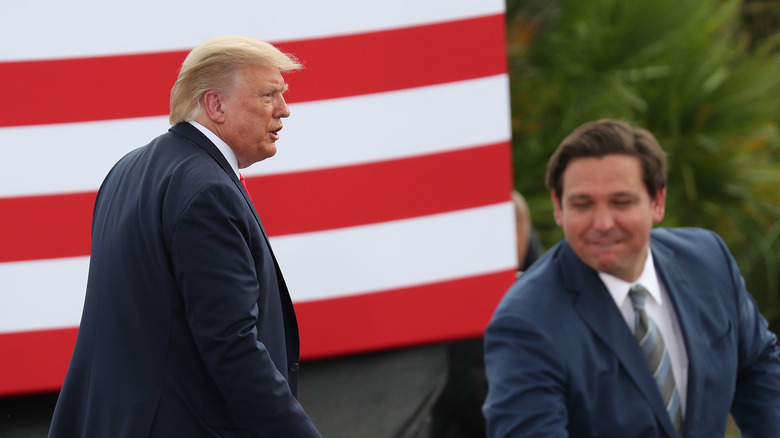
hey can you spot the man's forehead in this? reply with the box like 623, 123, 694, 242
248, 74, 288, 92
562, 155, 643, 179
562, 160, 647, 198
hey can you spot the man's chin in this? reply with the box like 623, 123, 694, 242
591, 252, 621, 274
256, 146, 277, 162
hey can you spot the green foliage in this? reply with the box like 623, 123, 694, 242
506, 0, 780, 329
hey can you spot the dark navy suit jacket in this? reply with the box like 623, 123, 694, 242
49, 123, 320, 437
484, 227, 780, 437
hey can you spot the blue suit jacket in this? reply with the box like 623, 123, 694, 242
483, 227, 780, 438
49, 123, 320, 437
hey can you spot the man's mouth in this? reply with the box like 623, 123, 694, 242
587, 237, 623, 248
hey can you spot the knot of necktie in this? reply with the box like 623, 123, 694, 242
239, 173, 254, 203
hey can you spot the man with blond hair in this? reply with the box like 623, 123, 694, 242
49, 36, 321, 437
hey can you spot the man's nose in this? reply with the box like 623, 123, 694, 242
276, 96, 291, 118
592, 206, 615, 230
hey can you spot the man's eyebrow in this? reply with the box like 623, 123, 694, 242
565, 193, 592, 201
566, 190, 641, 199
260, 83, 289, 94
272, 83, 289, 93
611, 191, 641, 199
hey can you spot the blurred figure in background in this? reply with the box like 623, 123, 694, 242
511, 190, 546, 276
430, 190, 544, 438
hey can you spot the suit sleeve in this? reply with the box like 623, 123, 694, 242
483, 312, 570, 438
717, 234, 780, 437
169, 182, 320, 437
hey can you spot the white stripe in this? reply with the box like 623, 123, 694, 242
0, 202, 516, 334
248, 75, 511, 176
0, 257, 89, 333
276, 202, 517, 302
1, 75, 510, 198
2, 0, 504, 62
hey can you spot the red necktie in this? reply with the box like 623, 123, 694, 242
239, 173, 254, 202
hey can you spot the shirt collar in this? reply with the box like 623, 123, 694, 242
599, 248, 663, 307
189, 121, 240, 179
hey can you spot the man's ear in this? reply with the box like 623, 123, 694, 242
552, 191, 563, 226
201, 90, 226, 124
651, 186, 666, 224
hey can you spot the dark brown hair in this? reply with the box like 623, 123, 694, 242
545, 119, 667, 201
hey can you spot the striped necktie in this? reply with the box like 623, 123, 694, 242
629, 284, 684, 437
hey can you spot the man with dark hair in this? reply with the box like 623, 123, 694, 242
483, 119, 780, 437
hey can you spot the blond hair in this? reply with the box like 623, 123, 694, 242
169, 36, 302, 125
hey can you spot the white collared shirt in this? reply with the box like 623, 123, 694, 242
599, 250, 689, 416
189, 121, 241, 179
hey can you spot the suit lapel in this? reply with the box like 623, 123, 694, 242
169, 123, 301, 356
170, 123, 265, 228
560, 243, 678, 438
169, 122, 280, 264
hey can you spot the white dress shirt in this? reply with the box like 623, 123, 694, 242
190, 121, 241, 178
599, 250, 689, 416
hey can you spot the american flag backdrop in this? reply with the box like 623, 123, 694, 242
0, 0, 516, 396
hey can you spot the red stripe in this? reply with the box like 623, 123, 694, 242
0, 142, 512, 263
0, 269, 515, 396
251, 142, 513, 235
281, 14, 507, 103
0, 327, 77, 396
1, 14, 506, 128
0, 191, 95, 263
296, 269, 517, 359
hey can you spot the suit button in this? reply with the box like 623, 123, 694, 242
289, 362, 299, 372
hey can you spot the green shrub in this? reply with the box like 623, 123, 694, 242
507, 0, 780, 331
